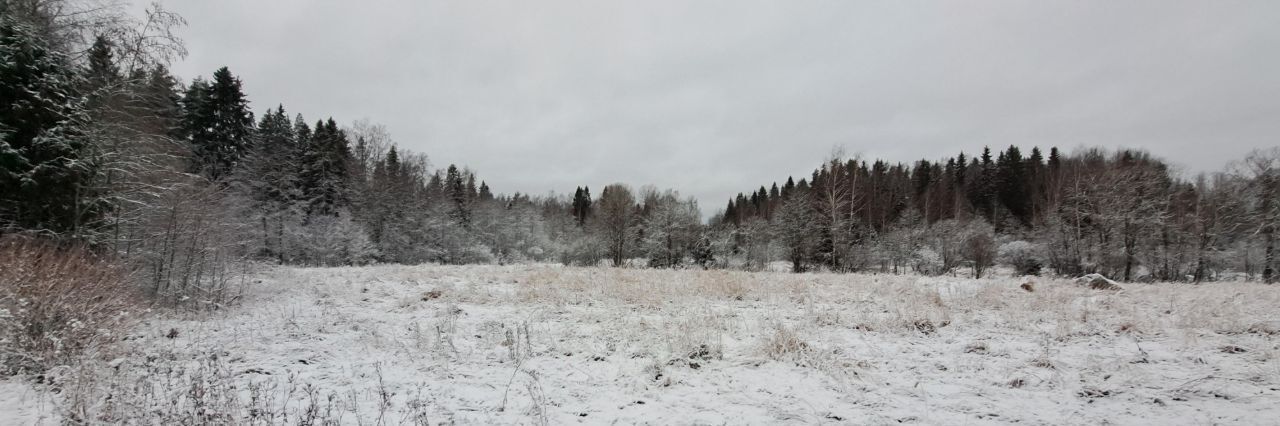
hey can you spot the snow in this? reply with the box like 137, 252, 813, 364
0, 380, 55, 425
4, 265, 1280, 424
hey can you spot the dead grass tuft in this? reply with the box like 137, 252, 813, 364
761, 323, 810, 361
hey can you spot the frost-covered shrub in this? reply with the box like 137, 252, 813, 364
999, 240, 1044, 276
560, 233, 606, 267
912, 248, 945, 276
0, 236, 139, 374
961, 224, 997, 278
453, 243, 497, 265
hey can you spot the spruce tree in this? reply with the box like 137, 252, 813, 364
967, 146, 997, 221
997, 145, 1030, 225
572, 186, 594, 226
782, 177, 796, 199
244, 105, 298, 206
580, 186, 592, 224
84, 35, 121, 106
181, 67, 254, 181
140, 65, 183, 138
298, 119, 350, 217
445, 164, 470, 226
238, 105, 298, 259
0, 19, 99, 236
426, 171, 444, 202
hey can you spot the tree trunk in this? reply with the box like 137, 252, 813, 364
1265, 230, 1276, 283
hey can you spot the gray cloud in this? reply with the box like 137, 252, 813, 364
157, 0, 1280, 216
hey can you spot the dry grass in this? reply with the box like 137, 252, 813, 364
0, 235, 140, 375
9, 263, 1279, 424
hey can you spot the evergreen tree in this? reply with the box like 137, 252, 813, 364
996, 145, 1030, 226
572, 186, 593, 226
0, 19, 100, 236
384, 145, 401, 179
445, 164, 470, 227
137, 65, 183, 138
466, 173, 478, 203
968, 146, 997, 221
426, 171, 445, 202
298, 119, 350, 217
181, 67, 254, 181
238, 105, 299, 260
1026, 147, 1046, 222
781, 177, 796, 199
243, 106, 298, 206
778, 184, 815, 272
293, 114, 312, 149
84, 35, 121, 106
768, 182, 780, 221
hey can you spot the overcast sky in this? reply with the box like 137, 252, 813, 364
157, 0, 1279, 215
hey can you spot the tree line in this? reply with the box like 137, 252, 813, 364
713, 146, 1278, 282
2, 0, 1276, 305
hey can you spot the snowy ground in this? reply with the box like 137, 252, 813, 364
5, 264, 1280, 425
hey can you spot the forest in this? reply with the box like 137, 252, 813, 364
2, 0, 1278, 316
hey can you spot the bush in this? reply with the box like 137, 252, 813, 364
560, 233, 606, 267
453, 243, 497, 265
962, 232, 997, 278
0, 236, 139, 374
912, 248, 945, 276
999, 240, 1044, 276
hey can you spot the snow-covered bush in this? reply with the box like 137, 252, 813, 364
454, 243, 497, 265
961, 221, 997, 278
998, 240, 1044, 276
0, 236, 139, 374
921, 219, 965, 274
559, 232, 606, 267
912, 247, 945, 276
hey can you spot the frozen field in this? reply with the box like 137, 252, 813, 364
5, 265, 1280, 425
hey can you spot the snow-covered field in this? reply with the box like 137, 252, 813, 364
5, 265, 1280, 425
